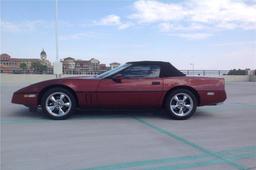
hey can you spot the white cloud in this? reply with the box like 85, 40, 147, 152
130, 0, 256, 30
130, 0, 186, 23
97, 0, 256, 39
212, 40, 256, 47
99, 15, 121, 25
159, 22, 207, 32
169, 33, 213, 40
1, 20, 50, 32
159, 22, 173, 32
97, 14, 132, 30
60, 32, 95, 40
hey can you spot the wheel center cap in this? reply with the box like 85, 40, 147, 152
178, 101, 185, 107
56, 100, 62, 106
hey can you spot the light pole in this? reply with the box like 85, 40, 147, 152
55, 0, 59, 62
190, 63, 194, 75
53, 0, 63, 76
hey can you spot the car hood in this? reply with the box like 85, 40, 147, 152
14, 76, 101, 94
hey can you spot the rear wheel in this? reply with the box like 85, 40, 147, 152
165, 89, 197, 120
41, 87, 76, 120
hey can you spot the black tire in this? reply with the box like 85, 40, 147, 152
41, 87, 76, 120
164, 89, 197, 120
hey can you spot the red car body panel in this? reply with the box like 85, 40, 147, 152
97, 78, 164, 108
12, 76, 226, 108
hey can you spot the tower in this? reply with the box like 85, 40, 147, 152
40, 49, 47, 61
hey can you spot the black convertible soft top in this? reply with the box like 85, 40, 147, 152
127, 61, 185, 77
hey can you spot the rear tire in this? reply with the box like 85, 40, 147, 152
165, 89, 197, 120
41, 87, 76, 120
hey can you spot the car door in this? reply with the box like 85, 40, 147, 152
97, 64, 164, 108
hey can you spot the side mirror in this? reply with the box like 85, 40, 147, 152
112, 74, 123, 83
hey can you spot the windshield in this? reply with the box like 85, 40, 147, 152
96, 63, 131, 79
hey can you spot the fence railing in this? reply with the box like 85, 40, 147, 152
2, 70, 253, 76
181, 70, 229, 76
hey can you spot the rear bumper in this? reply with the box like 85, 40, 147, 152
12, 92, 38, 107
198, 90, 227, 106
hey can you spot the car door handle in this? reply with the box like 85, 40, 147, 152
152, 81, 160, 85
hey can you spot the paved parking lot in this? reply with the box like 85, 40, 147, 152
1, 82, 256, 170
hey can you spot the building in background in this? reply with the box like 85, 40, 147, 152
62, 57, 76, 74
110, 62, 121, 69
40, 49, 52, 67
1, 51, 119, 74
99, 64, 107, 74
0, 50, 53, 74
62, 57, 110, 75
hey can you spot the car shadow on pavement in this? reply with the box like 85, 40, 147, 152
5, 107, 215, 121
72, 108, 168, 120
7, 107, 46, 119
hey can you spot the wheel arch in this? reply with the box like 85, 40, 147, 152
38, 84, 79, 107
162, 86, 200, 107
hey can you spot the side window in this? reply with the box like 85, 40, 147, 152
120, 65, 160, 78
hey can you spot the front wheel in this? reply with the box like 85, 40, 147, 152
41, 87, 76, 120
165, 89, 197, 120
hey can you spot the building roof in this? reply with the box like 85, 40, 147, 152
0, 53, 11, 60
110, 62, 120, 65
63, 57, 75, 61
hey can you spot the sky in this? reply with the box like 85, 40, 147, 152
1, 0, 256, 70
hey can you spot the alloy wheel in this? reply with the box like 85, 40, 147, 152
45, 92, 72, 117
170, 93, 193, 117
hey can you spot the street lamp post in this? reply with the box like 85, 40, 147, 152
190, 63, 194, 75
53, 0, 63, 77
55, 0, 59, 62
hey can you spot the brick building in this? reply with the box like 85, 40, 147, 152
62, 57, 109, 74
0, 50, 53, 74
110, 62, 121, 69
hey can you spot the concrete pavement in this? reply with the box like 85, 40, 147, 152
1, 82, 256, 170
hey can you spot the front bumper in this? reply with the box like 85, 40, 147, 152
12, 92, 38, 107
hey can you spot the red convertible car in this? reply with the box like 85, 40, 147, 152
12, 61, 226, 120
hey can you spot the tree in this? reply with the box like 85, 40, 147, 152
31, 61, 48, 74
19, 63, 27, 73
227, 69, 248, 75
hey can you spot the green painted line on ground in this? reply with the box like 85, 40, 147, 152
2, 101, 255, 125
81, 145, 256, 170
133, 117, 247, 170
143, 152, 256, 170
144, 158, 223, 170
228, 152, 256, 160
219, 145, 256, 156
0, 115, 128, 125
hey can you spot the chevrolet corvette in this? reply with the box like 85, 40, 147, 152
12, 61, 226, 120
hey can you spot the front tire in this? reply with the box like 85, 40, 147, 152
41, 87, 76, 120
165, 89, 197, 120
